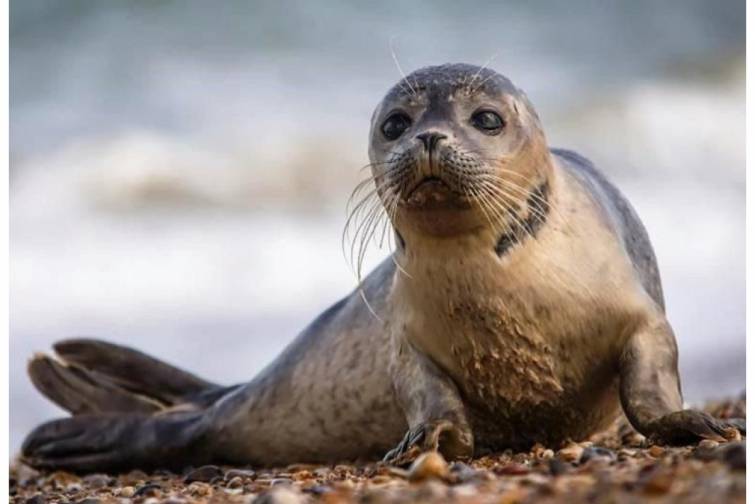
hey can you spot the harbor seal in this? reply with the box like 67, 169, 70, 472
22, 64, 744, 472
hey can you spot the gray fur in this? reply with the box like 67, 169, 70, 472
552, 148, 665, 309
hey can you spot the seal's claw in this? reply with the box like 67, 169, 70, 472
646, 410, 745, 445
384, 419, 473, 466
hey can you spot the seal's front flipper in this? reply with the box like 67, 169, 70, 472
21, 411, 212, 472
644, 410, 745, 444
385, 340, 473, 464
619, 317, 745, 445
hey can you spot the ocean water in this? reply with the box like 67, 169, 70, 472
9, 0, 745, 452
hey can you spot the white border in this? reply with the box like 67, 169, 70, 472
2, 1, 11, 499
745, 1, 752, 499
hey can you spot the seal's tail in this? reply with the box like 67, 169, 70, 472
28, 338, 220, 414
22, 339, 234, 472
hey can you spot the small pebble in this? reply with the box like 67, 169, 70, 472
579, 446, 616, 464
225, 468, 257, 480
407, 451, 449, 482
82, 474, 110, 489
117, 486, 135, 498
558, 442, 584, 463
133, 483, 162, 498
647, 445, 665, 458
495, 463, 530, 475
722, 427, 742, 442
226, 475, 244, 488
540, 449, 555, 459
183, 465, 223, 483
121, 469, 148, 485
187, 481, 212, 496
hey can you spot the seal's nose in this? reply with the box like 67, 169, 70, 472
415, 132, 447, 152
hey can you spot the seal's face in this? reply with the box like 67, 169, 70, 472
368, 64, 549, 238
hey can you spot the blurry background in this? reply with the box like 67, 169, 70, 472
10, 0, 744, 452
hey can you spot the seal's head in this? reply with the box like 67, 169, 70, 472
368, 64, 551, 239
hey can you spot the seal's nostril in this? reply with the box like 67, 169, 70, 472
416, 132, 447, 152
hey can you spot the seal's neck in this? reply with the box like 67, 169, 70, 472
393, 157, 556, 266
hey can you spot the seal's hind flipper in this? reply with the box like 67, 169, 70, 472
22, 412, 212, 472
28, 355, 163, 414
52, 338, 218, 404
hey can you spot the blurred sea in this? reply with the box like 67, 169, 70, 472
9, 0, 745, 452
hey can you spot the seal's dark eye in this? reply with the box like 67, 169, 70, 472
381, 113, 412, 141
471, 110, 504, 134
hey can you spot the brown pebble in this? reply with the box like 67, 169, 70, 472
188, 481, 212, 496
407, 451, 449, 482
48, 471, 80, 490
118, 486, 135, 498
24, 496, 46, 504
648, 445, 665, 458
285, 463, 318, 472
558, 442, 584, 462
133, 483, 162, 498
723, 427, 742, 442
121, 469, 148, 485
698, 439, 719, 449
495, 463, 530, 475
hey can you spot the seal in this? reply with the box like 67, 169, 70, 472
22, 64, 744, 472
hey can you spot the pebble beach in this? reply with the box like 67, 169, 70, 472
10, 396, 745, 503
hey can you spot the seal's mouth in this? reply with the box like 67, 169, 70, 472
402, 175, 471, 210
406, 176, 450, 198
